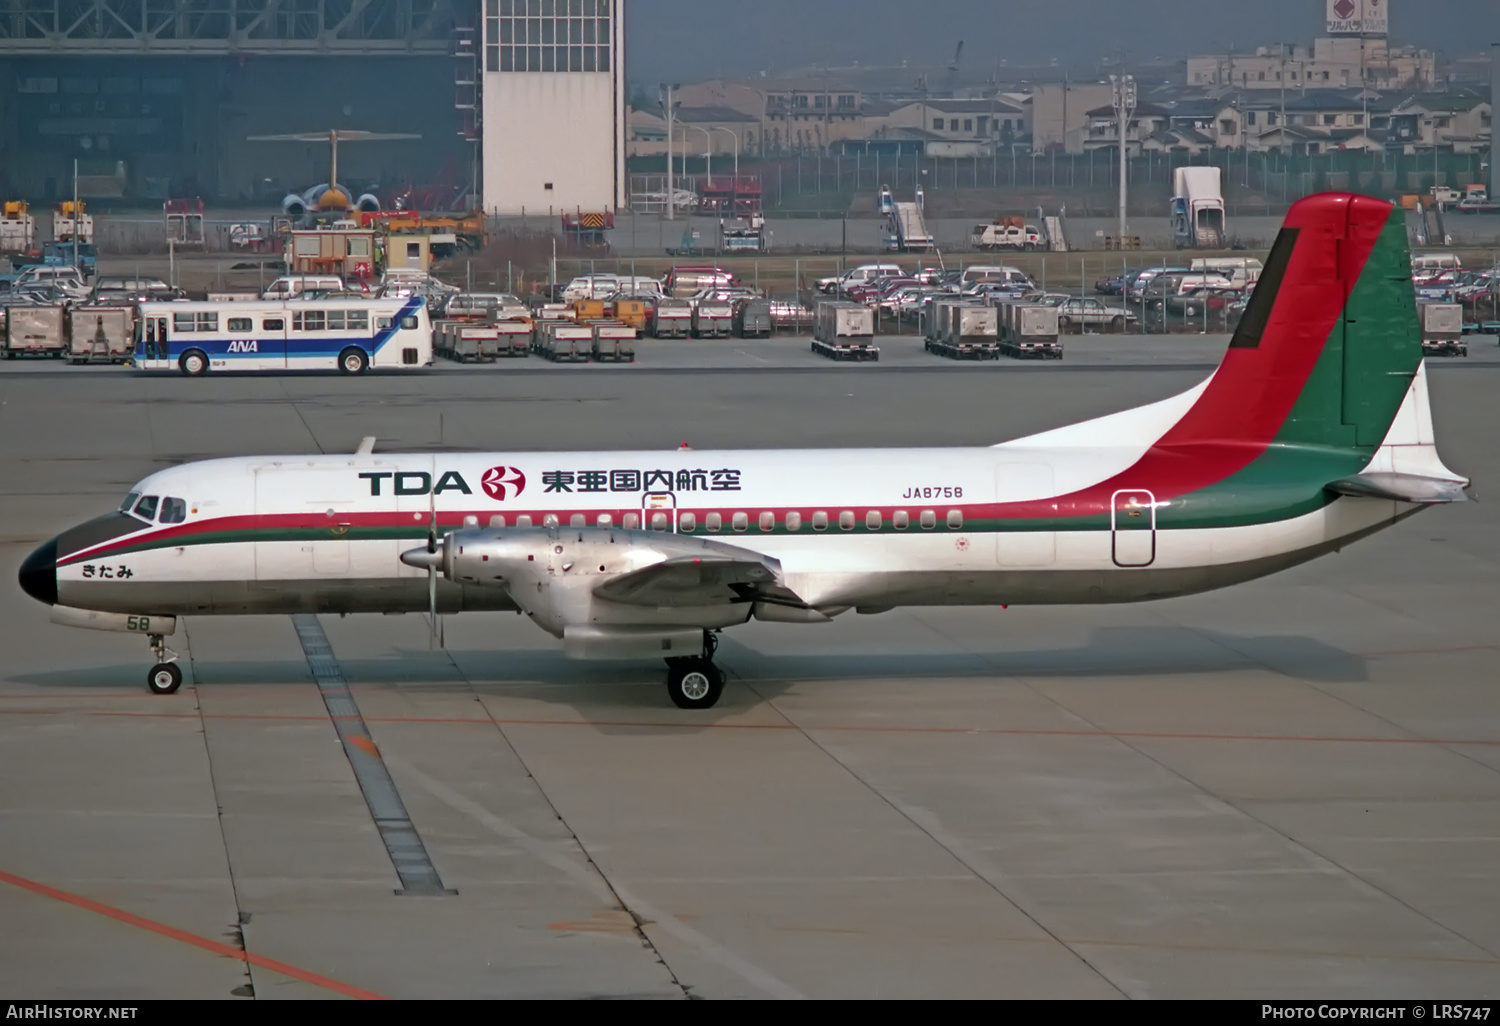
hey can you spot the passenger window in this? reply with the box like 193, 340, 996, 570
263, 318, 285, 331
196, 313, 218, 332
159, 497, 187, 524
516, 515, 534, 528
299, 311, 326, 332
893, 510, 910, 530
570, 514, 586, 528
542, 514, 559, 528
401, 316, 419, 330
785, 512, 802, 532
812, 512, 829, 532
377, 317, 393, 330
622, 513, 640, 530
839, 511, 856, 531
134, 495, 159, 520
119, 492, 140, 513
759, 512, 775, 532
598, 514, 615, 527
866, 511, 883, 531
348, 311, 369, 330
651, 512, 669, 532
227, 318, 252, 334
328, 311, 347, 330
920, 510, 937, 530
732, 513, 749, 532
489, 515, 507, 529
705, 513, 723, 532
947, 510, 964, 530
678, 512, 695, 532
172, 312, 195, 332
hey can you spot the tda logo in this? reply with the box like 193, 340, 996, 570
481, 466, 527, 502
359, 471, 473, 497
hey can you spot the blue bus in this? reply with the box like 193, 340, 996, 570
134, 297, 432, 376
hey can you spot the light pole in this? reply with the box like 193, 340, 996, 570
684, 124, 713, 183
708, 127, 740, 179
660, 84, 679, 220
1111, 73, 1137, 243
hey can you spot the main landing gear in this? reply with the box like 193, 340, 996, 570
146, 634, 183, 695
665, 631, 725, 710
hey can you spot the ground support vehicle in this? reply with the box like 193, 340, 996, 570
587, 321, 637, 363
813, 301, 878, 362
534, 321, 593, 363
736, 299, 773, 338
1171, 167, 1225, 248
0, 202, 35, 254
927, 303, 999, 360
611, 298, 652, 333
53, 201, 93, 245
691, 301, 734, 339
1419, 302, 1467, 358
996, 302, 1063, 360
67, 305, 134, 364
485, 321, 533, 359
434, 320, 499, 364
651, 299, 693, 338
3, 304, 67, 359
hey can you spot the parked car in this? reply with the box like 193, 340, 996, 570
1094, 275, 1126, 296
1057, 297, 1137, 333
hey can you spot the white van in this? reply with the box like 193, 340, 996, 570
819, 264, 903, 295
960, 265, 1032, 288
1190, 257, 1263, 289
1411, 252, 1461, 273
261, 275, 346, 301
561, 274, 621, 302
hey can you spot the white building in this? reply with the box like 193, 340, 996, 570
481, 0, 627, 216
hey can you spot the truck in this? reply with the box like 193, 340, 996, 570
0, 201, 35, 253
719, 214, 769, 254
970, 215, 1042, 252
53, 201, 94, 245
43, 240, 96, 279
1417, 302, 1466, 357
812, 301, 878, 362
1170, 167, 1225, 249
1455, 184, 1500, 215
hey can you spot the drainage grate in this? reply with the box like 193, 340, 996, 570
291, 614, 456, 897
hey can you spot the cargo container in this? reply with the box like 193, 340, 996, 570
612, 298, 651, 332
534, 320, 593, 363
588, 321, 637, 363
486, 321, 533, 359
651, 298, 693, 338
67, 305, 134, 364
928, 303, 999, 360
434, 320, 499, 363
812, 301, 878, 361
996, 302, 1063, 360
691, 300, 734, 339
767, 300, 814, 334
4, 304, 67, 358
1418, 302, 1466, 357
736, 298, 773, 338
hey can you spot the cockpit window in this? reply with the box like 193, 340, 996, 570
119, 493, 140, 513
159, 498, 187, 524
133, 495, 159, 521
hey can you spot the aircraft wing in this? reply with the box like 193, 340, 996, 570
594, 554, 793, 608
1327, 472, 1470, 505
248, 132, 422, 143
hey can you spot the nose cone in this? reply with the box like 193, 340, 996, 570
18, 538, 58, 606
401, 545, 442, 571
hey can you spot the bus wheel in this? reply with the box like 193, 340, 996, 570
339, 347, 368, 375
179, 350, 209, 377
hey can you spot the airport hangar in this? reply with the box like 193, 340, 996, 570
0, 0, 628, 216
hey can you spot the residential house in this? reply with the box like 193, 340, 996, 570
1388, 93, 1492, 154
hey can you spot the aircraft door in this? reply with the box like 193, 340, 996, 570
642, 491, 677, 533
1111, 490, 1157, 568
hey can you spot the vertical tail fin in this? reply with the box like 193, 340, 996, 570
1163, 193, 1423, 454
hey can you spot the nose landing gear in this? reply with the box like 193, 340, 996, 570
146, 634, 183, 695
665, 631, 724, 710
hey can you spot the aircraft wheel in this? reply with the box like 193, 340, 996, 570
667, 659, 723, 711
339, 347, 369, 375
147, 663, 183, 696
179, 350, 209, 376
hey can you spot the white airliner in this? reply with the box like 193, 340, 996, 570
18, 195, 1469, 709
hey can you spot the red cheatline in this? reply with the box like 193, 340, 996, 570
0, 868, 388, 1000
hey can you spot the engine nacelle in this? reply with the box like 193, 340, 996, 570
355, 194, 382, 214
405, 527, 763, 640
282, 194, 308, 219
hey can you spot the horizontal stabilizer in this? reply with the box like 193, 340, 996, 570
1327, 472, 1470, 505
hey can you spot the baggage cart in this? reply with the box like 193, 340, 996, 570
768, 300, 814, 334
692, 300, 734, 339
485, 320, 533, 359
589, 321, 637, 363
812, 301, 879, 362
651, 298, 692, 338
535, 321, 593, 363
928, 303, 999, 360
997, 302, 1063, 360
735, 298, 773, 338
67, 304, 134, 364
1418, 302, 1467, 357
4, 304, 67, 359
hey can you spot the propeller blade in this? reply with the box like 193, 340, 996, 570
428, 484, 439, 650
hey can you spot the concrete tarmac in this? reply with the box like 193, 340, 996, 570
2, 340, 1498, 999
